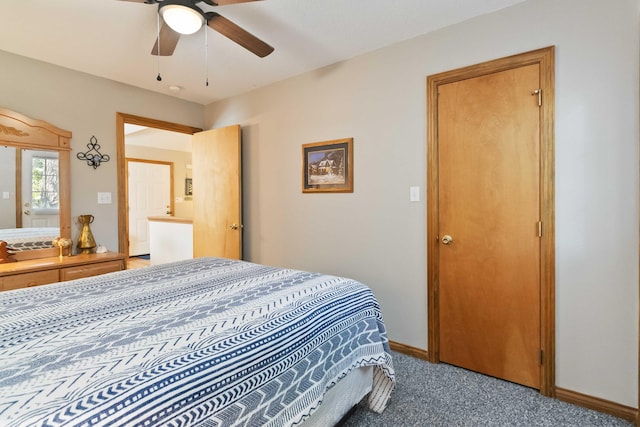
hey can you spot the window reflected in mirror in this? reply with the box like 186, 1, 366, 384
29, 152, 60, 213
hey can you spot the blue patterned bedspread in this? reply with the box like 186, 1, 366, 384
0, 258, 395, 426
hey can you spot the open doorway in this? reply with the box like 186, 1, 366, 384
116, 113, 202, 258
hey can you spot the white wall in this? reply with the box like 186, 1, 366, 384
205, 0, 640, 408
1, 50, 204, 252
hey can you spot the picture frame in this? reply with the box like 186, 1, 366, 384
302, 138, 353, 193
185, 178, 193, 196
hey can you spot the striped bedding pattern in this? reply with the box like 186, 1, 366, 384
0, 257, 395, 426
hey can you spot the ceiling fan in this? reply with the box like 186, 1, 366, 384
119, 0, 274, 58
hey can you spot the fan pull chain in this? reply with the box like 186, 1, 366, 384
205, 26, 209, 87
156, 12, 162, 81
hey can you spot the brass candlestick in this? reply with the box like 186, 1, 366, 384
53, 237, 72, 258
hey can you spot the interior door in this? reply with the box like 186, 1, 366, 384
192, 125, 242, 260
437, 64, 541, 388
127, 160, 171, 256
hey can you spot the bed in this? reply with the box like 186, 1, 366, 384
0, 227, 58, 251
0, 257, 395, 426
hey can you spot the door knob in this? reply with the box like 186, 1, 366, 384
229, 224, 243, 230
441, 235, 453, 245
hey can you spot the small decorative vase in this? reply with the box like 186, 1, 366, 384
77, 214, 97, 254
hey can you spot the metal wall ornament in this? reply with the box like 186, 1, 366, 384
77, 135, 110, 169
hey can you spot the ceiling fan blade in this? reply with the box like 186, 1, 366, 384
211, 0, 261, 4
151, 22, 181, 56
207, 13, 274, 58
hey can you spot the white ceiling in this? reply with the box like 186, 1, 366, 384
0, 0, 525, 105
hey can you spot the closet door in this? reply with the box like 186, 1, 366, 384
192, 125, 242, 259
436, 64, 541, 388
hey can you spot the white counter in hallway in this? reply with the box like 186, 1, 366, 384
148, 216, 193, 265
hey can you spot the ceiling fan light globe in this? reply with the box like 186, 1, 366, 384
160, 4, 204, 35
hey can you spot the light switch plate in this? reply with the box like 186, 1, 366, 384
2, 192, 9, 200
410, 186, 420, 202
97, 192, 112, 204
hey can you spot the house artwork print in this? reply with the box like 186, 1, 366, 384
302, 138, 353, 193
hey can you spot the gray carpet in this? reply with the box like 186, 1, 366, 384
341, 351, 633, 426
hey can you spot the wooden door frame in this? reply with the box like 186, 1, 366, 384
116, 113, 202, 257
426, 46, 556, 396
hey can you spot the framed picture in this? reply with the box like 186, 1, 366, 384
185, 178, 193, 196
302, 138, 353, 193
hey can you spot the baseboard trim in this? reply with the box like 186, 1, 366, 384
389, 340, 429, 361
555, 387, 637, 423
388, 341, 638, 423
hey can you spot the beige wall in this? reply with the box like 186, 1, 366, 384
205, 0, 640, 408
0, 50, 204, 252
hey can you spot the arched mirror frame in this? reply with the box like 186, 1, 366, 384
0, 107, 71, 261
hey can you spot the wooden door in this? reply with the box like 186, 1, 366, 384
437, 64, 541, 388
192, 125, 242, 260
127, 160, 172, 256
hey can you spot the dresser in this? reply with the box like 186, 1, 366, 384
0, 252, 126, 291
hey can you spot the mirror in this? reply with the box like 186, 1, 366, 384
0, 107, 71, 261
0, 147, 60, 252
